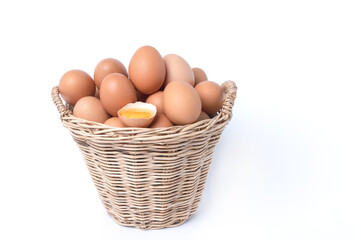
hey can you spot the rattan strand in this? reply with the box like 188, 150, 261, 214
52, 80, 237, 229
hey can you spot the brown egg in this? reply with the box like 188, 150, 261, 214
150, 113, 173, 128
73, 96, 109, 123
195, 81, 224, 116
104, 117, 126, 128
100, 73, 137, 116
198, 111, 210, 121
59, 69, 95, 105
163, 54, 194, 87
118, 102, 156, 128
129, 46, 165, 94
94, 58, 128, 88
146, 91, 164, 114
164, 81, 201, 125
192, 67, 208, 85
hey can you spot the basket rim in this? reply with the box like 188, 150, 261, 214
51, 80, 237, 137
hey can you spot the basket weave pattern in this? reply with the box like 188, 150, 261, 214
52, 80, 237, 229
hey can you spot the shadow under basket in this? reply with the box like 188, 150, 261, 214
52, 80, 237, 230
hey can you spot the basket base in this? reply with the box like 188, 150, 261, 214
107, 209, 197, 230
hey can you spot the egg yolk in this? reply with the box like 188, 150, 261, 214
119, 109, 153, 119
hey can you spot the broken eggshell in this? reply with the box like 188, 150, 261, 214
117, 102, 156, 128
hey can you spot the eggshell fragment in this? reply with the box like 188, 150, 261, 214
195, 81, 224, 116
129, 46, 166, 94
59, 69, 95, 105
100, 73, 137, 116
146, 91, 164, 114
117, 102, 156, 128
73, 96, 109, 123
163, 54, 195, 87
164, 81, 201, 125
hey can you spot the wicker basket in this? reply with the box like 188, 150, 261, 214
52, 80, 237, 229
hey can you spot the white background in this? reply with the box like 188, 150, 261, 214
1, 0, 360, 239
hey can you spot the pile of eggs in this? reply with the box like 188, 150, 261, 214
58, 46, 224, 128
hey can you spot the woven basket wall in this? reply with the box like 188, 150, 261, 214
52, 80, 237, 230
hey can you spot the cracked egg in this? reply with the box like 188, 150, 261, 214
117, 102, 156, 128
